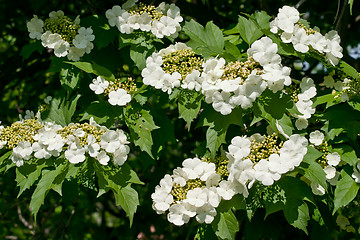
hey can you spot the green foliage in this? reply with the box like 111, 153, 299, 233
333, 168, 360, 213
183, 20, 225, 59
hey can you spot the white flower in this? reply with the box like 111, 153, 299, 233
276, 6, 300, 33
311, 182, 326, 196
49, 10, 64, 20
12, 141, 33, 162
309, 32, 327, 52
167, 203, 195, 226
27, 15, 44, 40
324, 165, 337, 179
291, 26, 310, 53
352, 168, 360, 183
96, 151, 110, 165
108, 89, 131, 106
67, 47, 85, 61
295, 117, 308, 130
105, 6, 126, 27
228, 136, 251, 160
73, 27, 95, 49
326, 152, 341, 166
184, 188, 208, 208
309, 130, 324, 146
254, 159, 281, 186
195, 204, 217, 224
323, 75, 335, 88
182, 157, 203, 179
32, 142, 52, 159
217, 180, 236, 200
112, 145, 130, 166
89, 76, 109, 94
247, 37, 280, 66
65, 145, 86, 164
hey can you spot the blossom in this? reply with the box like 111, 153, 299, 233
108, 89, 131, 106
89, 76, 109, 94
309, 130, 325, 146
27, 15, 44, 40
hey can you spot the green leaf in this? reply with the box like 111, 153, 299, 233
237, 15, 263, 45
125, 106, 159, 158
94, 162, 141, 226
183, 20, 225, 58
349, 0, 354, 15
20, 41, 43, 59
130, 45, 153, 71
312, 94, 336, 108
263, 185, 286, 218
51, 162, 70, 196
29, 164, 64, 220
178, 90, 203, 129
325, 103, 360, 141
81, 101, 120, 127
15, 159, 48, 197
45, 94, 81, 126
333, 168, 360, 213
299, 148, 327, 189
332, 145, 358, 166
212, 209, 239, 240
339, 60, 358, 79
0, 151, 13, 173
197, 105, 243, 155
113, 185, 139, 226
280, 176, 314, 234
59, 68, 80, 94
66, 61, 115, 81
195, 224, 217, 240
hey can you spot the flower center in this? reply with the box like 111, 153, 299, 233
297, 22, 317, 35
285, 84, 301, 102
128, 3, 164, 20
162, 49, 203, 80
43, 16, 80, 44
248, 134, 283, 163
103, 77, 137, 96
313, 141, 330, 168
221, 58, 262, 82
0, 119, 44, 149
57, 123, 105, 146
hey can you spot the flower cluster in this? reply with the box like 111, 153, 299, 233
106, 0, 183, 38
0, 116, 130, 167
308, 130, 341, 195
27, 10, 95, 61
286, 77, 317, 130
151, 156, 248, 226
142, 37, 292, 115
226, 133, 308, 187
323, 71, 360, 102
89, 76, 136, 106
270, 6, 343, 65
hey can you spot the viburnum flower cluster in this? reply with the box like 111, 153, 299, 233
226, 133, 308, 187
286, 77, 317, 130
151, 156, 248, 226
323, 70, 360, 102
308, 130, 341, 195
89, 76, 136, 106
27, 10, 95, 61
270, 6, 343, 66
0, 115, 130, 167
106, 0, 183, 38
142, 37, 292, 115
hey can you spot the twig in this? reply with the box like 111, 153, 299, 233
17, 206, 35, 235
295, 0, 307, 9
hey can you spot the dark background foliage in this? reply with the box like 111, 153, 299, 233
0, 0, 359, 239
